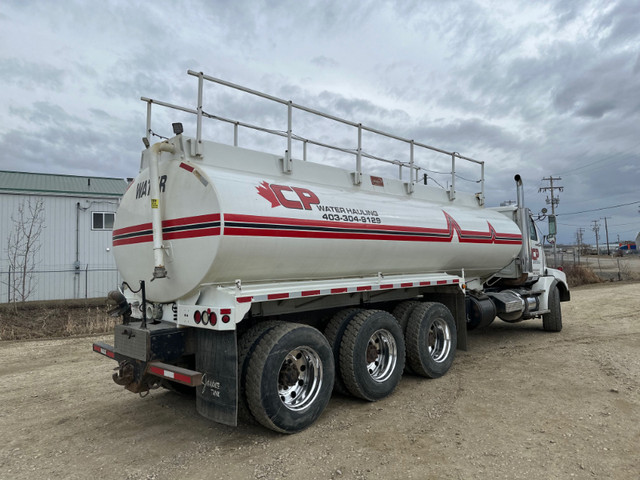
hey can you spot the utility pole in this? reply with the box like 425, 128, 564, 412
602, 217, 611, 255
576, 228, 584, 265
591, 220, 600, 255
539, 176, 564, 267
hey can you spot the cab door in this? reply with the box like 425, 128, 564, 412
528, 215, 545, 276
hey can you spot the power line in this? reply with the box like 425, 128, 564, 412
557, 200, 640, 216
553, 141, 640, 175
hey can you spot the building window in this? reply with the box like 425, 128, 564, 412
92, 212, 115, 230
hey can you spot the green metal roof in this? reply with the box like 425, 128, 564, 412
0, 170, 130, 197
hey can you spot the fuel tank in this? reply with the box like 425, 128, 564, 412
113, 137, 523, 303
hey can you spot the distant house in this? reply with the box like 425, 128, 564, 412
0, 170, 130, 302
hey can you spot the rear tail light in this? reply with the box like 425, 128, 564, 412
222, 315, 230, 323
210, 312, 217, 326
202, 311, 209, 325
194, 311, 201, 324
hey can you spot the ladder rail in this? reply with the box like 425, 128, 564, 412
141, 70, 485, 204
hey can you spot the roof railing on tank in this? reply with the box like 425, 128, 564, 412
140, 70, 485, 206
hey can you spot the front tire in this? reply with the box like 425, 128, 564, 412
245, 323, 334, 433
542, 285, 563, 332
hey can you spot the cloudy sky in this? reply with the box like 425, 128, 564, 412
1, 0, 639, 245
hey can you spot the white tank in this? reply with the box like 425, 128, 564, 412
113, 137, 523, 303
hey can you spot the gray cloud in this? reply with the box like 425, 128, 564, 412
1, 0, 639, 244
0, 58, 66, 90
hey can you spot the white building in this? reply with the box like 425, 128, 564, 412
1, 170, 129, 302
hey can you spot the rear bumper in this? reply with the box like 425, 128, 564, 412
92, 340, 202, 388
92, 321, 238, 426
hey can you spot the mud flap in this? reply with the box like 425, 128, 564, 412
195, 329, 238, 426
454, 290, 468, 351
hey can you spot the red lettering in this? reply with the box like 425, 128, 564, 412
270, 184, 303, 209
292, 187, 320, 211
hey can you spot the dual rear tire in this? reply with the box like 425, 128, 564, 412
405, 302, 456, 378
243, 323, 334, 433
238, 302, 456, 433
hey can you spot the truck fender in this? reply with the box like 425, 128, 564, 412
532, 274, 568, 312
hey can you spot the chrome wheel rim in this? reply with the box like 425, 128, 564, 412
278, 347, 323, 411
428, 318, 452, 363
365, 329, 398, 382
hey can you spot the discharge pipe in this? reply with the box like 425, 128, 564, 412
149, 140, 175, 279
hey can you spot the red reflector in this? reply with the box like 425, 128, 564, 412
194, 311, 201, 324
210, 312, 217, 325
179, 162, 194, 172
301, 290, 321, 297
268, 293, 289, 300
220, 308, 231, 315
93, 344, 115, 358
174, 372, 192, 384
558, 266, 564, 271
222, 315, 230, 323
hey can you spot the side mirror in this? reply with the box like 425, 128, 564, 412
548, 214, 557, 236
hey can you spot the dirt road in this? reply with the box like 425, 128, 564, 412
1, 282, 639, 480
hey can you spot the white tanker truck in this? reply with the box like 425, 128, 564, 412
93, 70, 570, 433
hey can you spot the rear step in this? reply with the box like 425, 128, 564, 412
93, 342, 115, 358
148, 361, 203, 387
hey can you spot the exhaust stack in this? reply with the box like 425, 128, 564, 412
514, 174, 532, 274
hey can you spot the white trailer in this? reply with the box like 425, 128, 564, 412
94, 70, 570, 433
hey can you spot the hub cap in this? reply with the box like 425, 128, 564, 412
428, 318, 452, 363
277, 347, 323, 411
366, 329, 397, 383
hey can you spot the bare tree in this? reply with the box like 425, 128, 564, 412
6, 198, 45, 304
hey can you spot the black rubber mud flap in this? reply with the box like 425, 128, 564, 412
454, 291, 468, 351
196, 330, 238, 426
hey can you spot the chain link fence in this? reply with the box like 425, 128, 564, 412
1, 266, 121, 303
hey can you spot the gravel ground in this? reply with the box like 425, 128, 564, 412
1, 282, 639, 480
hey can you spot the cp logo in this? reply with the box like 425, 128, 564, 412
257, 181, 320, 210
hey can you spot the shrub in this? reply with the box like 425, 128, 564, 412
563, 265, 602, 287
